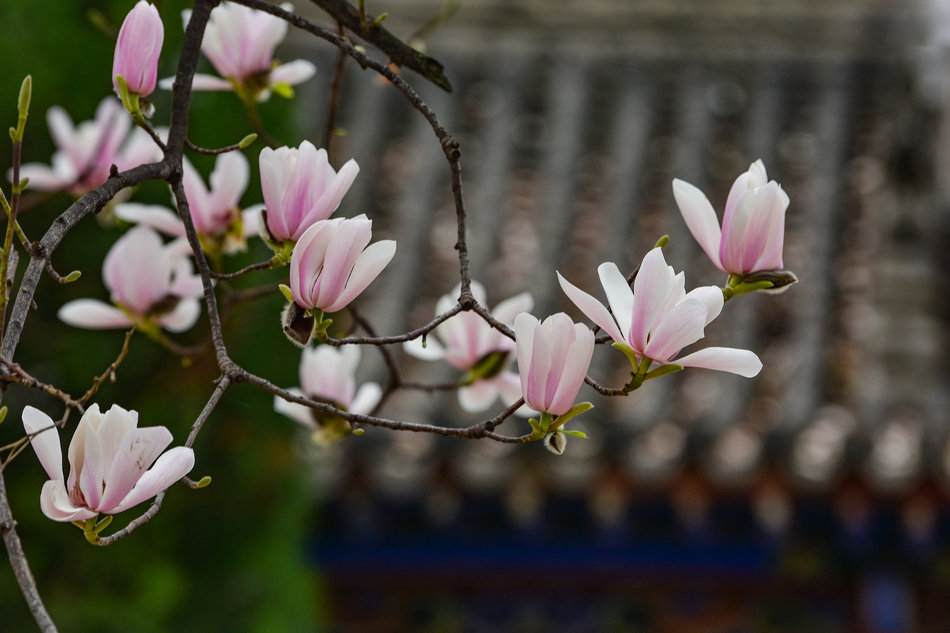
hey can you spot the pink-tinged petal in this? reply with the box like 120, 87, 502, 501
290, 221, 333, 308
259, 146, 292, 239
111, 447, 195, 514
114, 203, 186, 237
321, 239, 396, 313
752, 185, 789, 272
349, 383, 382, 416
598, 262, 634, 340
403, 336, 447, 361
643, 298, 708, 362
189, 73, 234, 91
98, 426, 172, 512
683, 285, 724, 326
493, 371, 530, 415
557, 271, 624, 344
514, 312, 538, 385
673, 179, 723, 271
46, 106, 75, 154
524, 319, 553, 411
103, 226, 171, 315
274, 388, 316, 428
181, 156, 212, 230
67, 406, 100, 493
719, 189, 756, 273
113, 2, 164, 97
58, 300, 135, 330
78, 420, 105, 510
157, 298, 201, 333
539, 313, 576, 402
300, 346, 355, 406
39, 480, 96, 522
270, 60, 317, 86
547, 324, 594, 416
167, 256, 204, 298
675, 347, 763, 377
306, 158, 359, 227
241, 206, 262, 238
209, 150, 249, 211
630, 248, 675, 351
283, 141, 321, 237
738, 182, 781, 273
115, 125, 164, 172
312, 217, 372, 307
96, 405, 138, 466
492, 291, 534, 327
22, 407, 64, 482
458, 380, 499, 412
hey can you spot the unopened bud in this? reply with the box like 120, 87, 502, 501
543, 431, 567, 455
0, 406, 7, 425
195, 475, 212, 489
63, 270, 82, 283
238, 133, 258, 149
17, 75, 32, 122
742, 269, 799, 294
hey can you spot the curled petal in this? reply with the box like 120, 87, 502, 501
39, 480, 96, 523
683, 285, 724, 326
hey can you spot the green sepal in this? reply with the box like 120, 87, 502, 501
548, 402, 593, 432
653, 234, 669, 249
195, 476, 212, 489
462, 350, 509, 385
561, 429, 588, 439
0, 405, 7, 424
272, 82, 294, 99
611, 341, 641, 370
373, 11, 389, 24
645, 364, 683, 380
278, 283, 294, 303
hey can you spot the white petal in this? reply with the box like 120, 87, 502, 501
58, 300, 135, 330
190, 73, 235, 92
158, 298, 201, 333
683, 285, 724, 326
597, 262, 634, 341
492, 292, 534, 327
98, 427, 172, 512
458, 380, 499, 412
557, 271, 625, 344
673, 179, 723, 271
403, 335, 446, 361
270, 60, 317, 86
22, 407, 63, 482
114, 203, 186, 237
274, 388, 316, 428
675, 347, 763, 377
39, 479, 96, 522
349, 383, 382, 416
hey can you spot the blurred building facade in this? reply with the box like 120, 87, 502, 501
286, 0, 950, 630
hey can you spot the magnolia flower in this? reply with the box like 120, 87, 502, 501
112, 1, 164, 98
259, 141, 359, 242
115, 151, 258, 252
164, 2, 315, 101
274, 345, 382, 444
673, 160, 789, 276
22, 404, 194, 522
514, 312, 594, 416
289, 214, 395, 314
58, 226, 204, 332
18, 98, 163, 195
558, 247, 762, 377
404, 282, 532, 413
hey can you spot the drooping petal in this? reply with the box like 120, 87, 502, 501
58, 299, 135, 330
111, 447, 195, 514
557, 272, 624, 344
675, 347, 763, 377
22, 407, 64, 482
274, 388, 316, 428
349, 383, 382, 416
458, 380, 499, 413
114, 203, 186, 237
270, 60, 317, 86
673, 179, 723, 271
98, 426, 173, 513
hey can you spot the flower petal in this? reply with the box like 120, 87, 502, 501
321, 239, 396, 313
675, 347, 763, 377
111, 446, 195, 514
547, 324, 594, 416
403, 335, 446, 361
557, 271, 624, 344
673, 179, 723, 270
349, 383, 382, 416
39, 479, 96, 522
683, 285, 724, 326
58, 300, 135, 330
630, 248, 676, 351
114, 203, 186, 237
189, 73, 234, 91
643, 298, 708, 362
22, 407, 63, 482
274, 388, 316, 428
458, 380, 499, 412
157, 298, 201, 333
597, 262, 634, 342
98, 426, 173, 513
270, 59, 317, 86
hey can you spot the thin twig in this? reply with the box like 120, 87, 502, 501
323, 22, 348, 155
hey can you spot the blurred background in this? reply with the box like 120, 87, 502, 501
2, 0, 949, 631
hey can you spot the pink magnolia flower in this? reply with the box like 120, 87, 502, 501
274, 345, 382, 443
112, 1, 164, 98
558, 247, 762, 377
58, 226, 204, 332
514, 312, 594, 416
18, 98, 163, 195
289, 214, 395, 314
22, 404, 194, 521
115, 151, 258, 252
165, 2, 316, 101
673, 159, 789, 275
259, 141, 359, 242
404, 282, 533, 412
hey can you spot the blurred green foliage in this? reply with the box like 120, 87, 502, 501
0, 1, 329, 630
